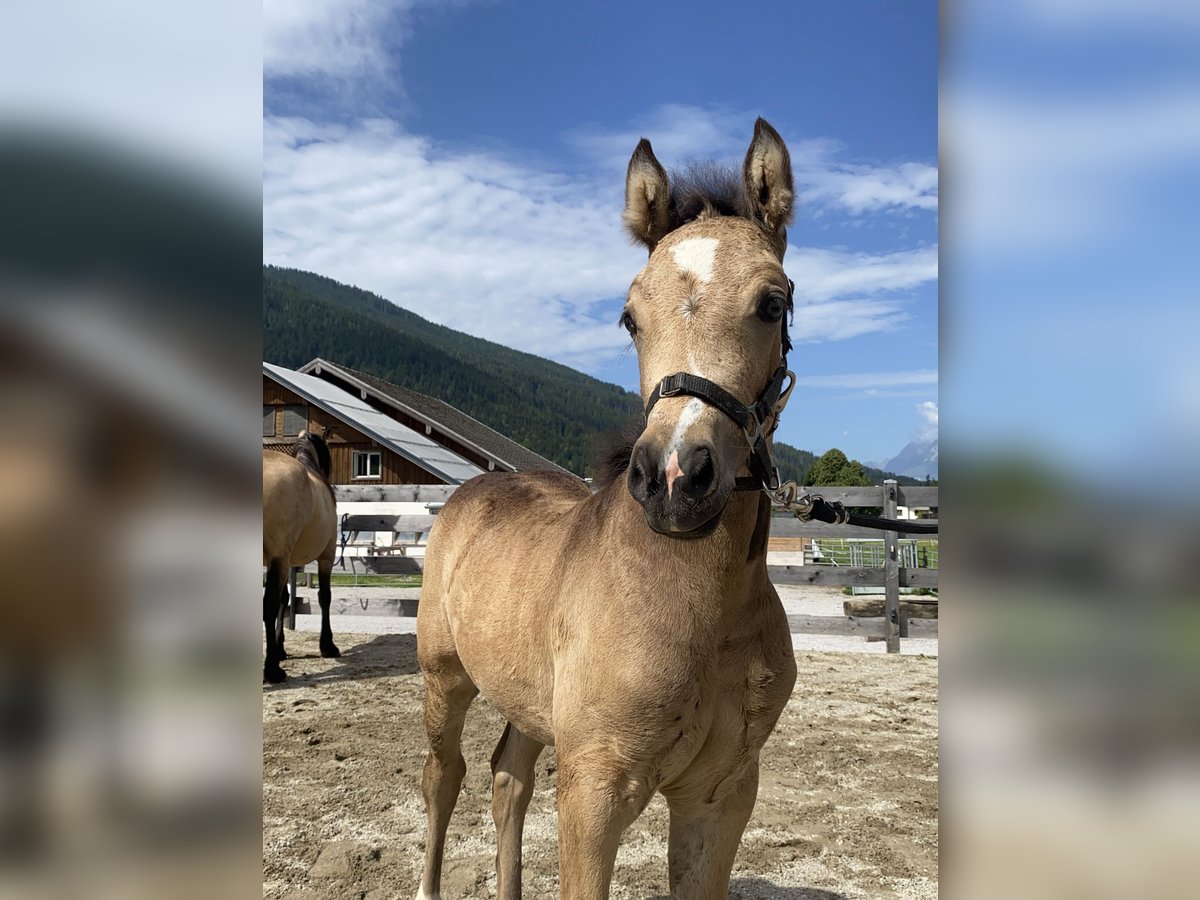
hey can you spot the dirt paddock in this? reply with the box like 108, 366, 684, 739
263, 632, 938, 899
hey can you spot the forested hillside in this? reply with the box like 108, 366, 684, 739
263, 265, 921, 484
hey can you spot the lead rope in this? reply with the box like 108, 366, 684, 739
765, 480, 939, 535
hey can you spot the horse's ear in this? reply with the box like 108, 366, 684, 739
321, 424, 336, 441
743, 118, 794, 246
623, 139, 673, 252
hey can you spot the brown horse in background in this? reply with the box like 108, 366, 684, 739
262, 430, 340, 683
416, 119, 798, 898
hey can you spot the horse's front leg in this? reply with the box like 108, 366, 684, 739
555, 753, 653, 899
662, 760, 760, 899
317, 558, 340, 658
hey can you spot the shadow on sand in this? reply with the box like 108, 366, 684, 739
728, 882, 848, 900
263, 632, 419, 693
649, 881, 846, 900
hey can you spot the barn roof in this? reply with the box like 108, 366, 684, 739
263, 362, 485, 484
298, 358, 569, 475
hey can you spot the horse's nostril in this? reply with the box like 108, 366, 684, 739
681, 446, 716, 500
627, 445, 659, 501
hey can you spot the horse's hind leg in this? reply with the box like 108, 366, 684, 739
262, 559, 288, 683
275, 581, 288, 660
491, 722, 544, 900
417, 662, 478, 900
316, 558, 339, 658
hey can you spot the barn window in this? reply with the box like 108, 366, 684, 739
352, 450, 382, 479
263, 406, 275, 437
281, 404, 308, 436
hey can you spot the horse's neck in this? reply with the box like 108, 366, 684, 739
601, 480, 768, 608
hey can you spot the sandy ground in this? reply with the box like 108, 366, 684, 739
263, 587, 938, 899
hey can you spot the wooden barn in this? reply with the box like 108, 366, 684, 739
263, 361, 563, 486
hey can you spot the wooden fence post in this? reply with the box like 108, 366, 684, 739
883, 480, 900, 653
287, 567, 298, 631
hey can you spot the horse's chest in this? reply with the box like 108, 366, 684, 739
661, 626, 796, 800
712, 634, 795, 746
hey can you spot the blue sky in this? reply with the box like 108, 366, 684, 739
263, 0, 938, 465
943, 2, 1200, 485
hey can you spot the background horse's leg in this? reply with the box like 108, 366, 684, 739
275, 582, 288, 659
263, 558, 288, 683
316, 558, 339, 658
555, 756, 650, 899
663, 762, 760, 899
491, 722, 544, 900
417, 665, 478, 900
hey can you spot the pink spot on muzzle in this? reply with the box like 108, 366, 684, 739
665, 449, 685, 499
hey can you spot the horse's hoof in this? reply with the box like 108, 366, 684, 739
320, 643, 341, 659
263, 665, 287, 684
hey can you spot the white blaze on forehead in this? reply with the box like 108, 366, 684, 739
671, 237, 719, 284
662, 397, 705, 469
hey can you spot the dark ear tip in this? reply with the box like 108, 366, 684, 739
632, 137, 656, 160
753, 117, 782, 142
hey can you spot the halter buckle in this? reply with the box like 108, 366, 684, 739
657, 375, 683, 398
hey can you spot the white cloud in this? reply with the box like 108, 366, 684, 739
568, 104, 937, 217
945, 87, 1200, 251
787, 246, 938, 302
916, 400, 939, 440
791, 298, 910, 343
264, 113, 938, 370
797, 160, 938, 214
566, 104, 748, 171
264, 116, 644, 366
264, 0, 408, 78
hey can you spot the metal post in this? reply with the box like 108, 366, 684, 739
883, 480, 900, 653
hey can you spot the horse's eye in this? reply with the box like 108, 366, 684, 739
758, 291, 787, 324
620, 310, 638, 337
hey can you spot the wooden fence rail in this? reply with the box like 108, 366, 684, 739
288, 480, 940, 652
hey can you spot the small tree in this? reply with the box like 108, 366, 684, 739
804, 448, 879, 514
805, 448, 873, 487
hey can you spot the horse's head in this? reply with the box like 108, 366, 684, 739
295, 430, 332, 483
621, 118, 795, 537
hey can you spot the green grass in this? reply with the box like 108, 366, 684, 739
328, 574, 423, 588
813, 538, 939, 569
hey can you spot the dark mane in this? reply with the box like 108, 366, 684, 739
590, 416, 646, 489
293, 432, 332, 484
668, 161, 753, 226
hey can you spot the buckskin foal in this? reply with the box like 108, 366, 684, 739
416, 118, 799, 899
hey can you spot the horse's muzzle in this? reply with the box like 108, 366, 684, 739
627, 439, 732, 537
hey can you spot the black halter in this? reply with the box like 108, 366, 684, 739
644, 364, 794, 492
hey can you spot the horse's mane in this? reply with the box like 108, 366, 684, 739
668, 161, 754, 226
293, 432, 332, 484
590, 416, 646, 490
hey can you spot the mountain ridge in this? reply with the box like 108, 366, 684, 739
882, 437, 939, 481
263, 264, 924, 485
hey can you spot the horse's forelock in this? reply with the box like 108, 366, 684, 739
669, 161, 751, 226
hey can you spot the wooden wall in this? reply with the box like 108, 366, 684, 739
264, 376, 445, 486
